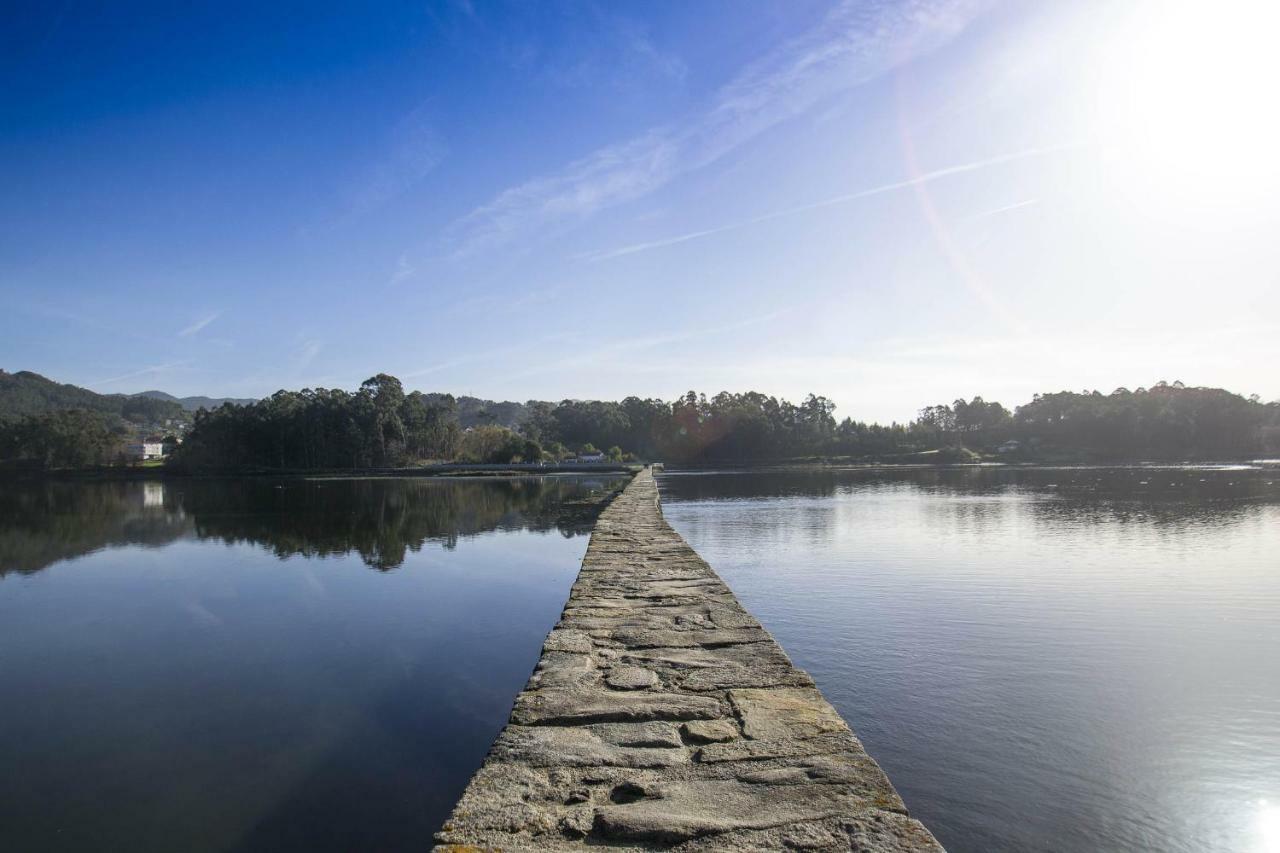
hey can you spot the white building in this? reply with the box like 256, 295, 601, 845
125, 440, 167, 461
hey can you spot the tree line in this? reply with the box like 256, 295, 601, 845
3, 374, 1278, 471
169, 375, 462, 470
0, 410, 126, 469
173, 377, 1279, 469
519, 383, 1279, 463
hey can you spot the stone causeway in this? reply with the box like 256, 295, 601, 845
434, 468, 943, 852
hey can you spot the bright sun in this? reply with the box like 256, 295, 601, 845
1094, 0, 1280, 207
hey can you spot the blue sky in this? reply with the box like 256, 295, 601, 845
3, 0, 1277, 422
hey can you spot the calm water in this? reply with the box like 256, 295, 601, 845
0, 475, 626, 853
658, 466, 1280, 853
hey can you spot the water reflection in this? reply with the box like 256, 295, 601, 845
0, 475, 623, 576
0, 474, 627, 853
661, 463, 1278, 502
658, 466, 1280, 853
663, 464, 1278, 540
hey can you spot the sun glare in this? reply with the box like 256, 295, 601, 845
1094, 0, 1280, 208
1259, 801, 1280, 853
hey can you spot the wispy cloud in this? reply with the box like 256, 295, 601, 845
396, 313, 785, 393
437, 0, 990, 259
400, 355, 477, 380
966, 198, 1039, 221
501, 311, 788, 382
178, 312, 221, 337
620, 20, 687, 84
400, 334, 575, 381
580, 144, 1070, 261
334, 100, 446, 228
94, 361, 189, 387
443, 282, 567, 316
475, 3, 687, 92
442, 128, 678, 258
387, 255, 415, 287
531, 8, 687, 90
23, 301, 163, 344
294, 340, 323, 370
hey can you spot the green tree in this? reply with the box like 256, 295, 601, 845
460, 425, 525, 463
0, 410, 119, 469
522, 438, 544, 463
360, 374, 406, 466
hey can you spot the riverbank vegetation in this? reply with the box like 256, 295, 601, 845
3, 372, 1277, 471
523, 383, 1278, 464
0, 409, 125, 469
171, 375, 462, 470
0, 370, 189, 469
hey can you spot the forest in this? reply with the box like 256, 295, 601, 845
520, 382, 1279, 463
170, 375, 463, 470
2, 374, 1277, 471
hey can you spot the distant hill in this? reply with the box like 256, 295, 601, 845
1, 369, 536, 431
0, 370, 184, 424
135, 390, 257, 411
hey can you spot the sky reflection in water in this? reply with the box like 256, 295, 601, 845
658, 466, 1280, 853
0, 475, 625, 853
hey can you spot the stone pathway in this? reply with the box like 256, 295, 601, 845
434, 469, 943, 852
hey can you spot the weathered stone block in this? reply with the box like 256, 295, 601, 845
592, 779, 866, 843
490, 726, 687, 769
729, 687, 850, 741
543, 629, 594, 654
604, 665, 660, 690
590, 721, 684, 748
511, 688, 724, 726
680, 719, 739, 744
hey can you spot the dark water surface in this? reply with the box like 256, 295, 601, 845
658, 465, 1280, 853
0, 475, 626, 853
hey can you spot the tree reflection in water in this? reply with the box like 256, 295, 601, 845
0, 476, 627, 576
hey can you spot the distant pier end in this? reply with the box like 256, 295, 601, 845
434, 468, 942, 852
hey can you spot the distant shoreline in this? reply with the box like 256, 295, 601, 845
662, 458, 1279, 473
0, 461, 646, 482
666, 453, 1280, 469
4, 457, 1276, 483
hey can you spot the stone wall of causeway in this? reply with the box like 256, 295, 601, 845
434, 469, 943, 852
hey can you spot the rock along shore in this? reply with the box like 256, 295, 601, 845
434, 469, 943, 852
